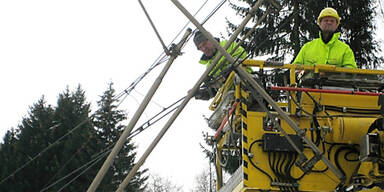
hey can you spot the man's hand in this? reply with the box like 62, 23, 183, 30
194, 86, 217, 100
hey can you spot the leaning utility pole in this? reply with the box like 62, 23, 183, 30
115, 0, 267, 191
86, 29, 191, 192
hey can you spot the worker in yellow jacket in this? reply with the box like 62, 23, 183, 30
193, 30, 250, 100
193, 30, 249, 77
293, 7, 357, 69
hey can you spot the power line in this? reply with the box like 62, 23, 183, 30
0, 119, 90, 185
39, 96, 185, 191
40, 145, 109, 192
114, 0, 211, 104
1, 0, 222, 188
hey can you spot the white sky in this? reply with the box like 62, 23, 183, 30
0, 0, 383, 191
0, 0, 238, 191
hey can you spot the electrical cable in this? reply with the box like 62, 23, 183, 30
324, 105, 381, 114
4, 0, 225, 187
344, 149, 359, 162
129, 96, 185, 138
334, 146, 351, 180
248, 139, 273, 182
39, 96, 184, 191
133, 89, 165, 109
42, 96, 182, 190
276, 152, 283, 179
201, 0, 227, 26
56, 148, 109, 192
114, 0, 212, 104
282, 153, 291, 182
41, 138, 92, 190
287, 91, 313, 116
0, 118, 91, 185
311, 142, 328, 173
40, 145, 108, 192
137, 0, 169, 55
3, 92, 183, 189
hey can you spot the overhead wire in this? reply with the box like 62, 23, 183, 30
39, 96, 184, 191
2, 0, 238, 189
41, 138, 93, 190
114, 0, 210, 104
114, 0, 226, 108
0, 118, 91, 185
137, 0, 171, 56
40, 145, 109, 192
133, 89, 165, 109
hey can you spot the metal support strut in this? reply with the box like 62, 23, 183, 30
115, 0, 265, 190
171, 0, 344, 182
87, 29, 191, 192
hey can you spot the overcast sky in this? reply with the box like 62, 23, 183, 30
0, 0, 239, 190
1, 0, 383, 191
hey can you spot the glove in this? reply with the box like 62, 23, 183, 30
194, 86, 217, 100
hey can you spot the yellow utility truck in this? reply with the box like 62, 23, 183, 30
208, 60, 384, 192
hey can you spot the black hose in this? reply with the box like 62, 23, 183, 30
249, 140, 273, 182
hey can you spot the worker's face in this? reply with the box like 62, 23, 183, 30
198, 40, 216, 57
319, 16, 338, 33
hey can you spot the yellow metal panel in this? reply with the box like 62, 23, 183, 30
242, 112, 364, 191
300, 92, 380, 110
240, 84, 251, 188
244, 111, 277, 191
324, 117, 376, 144
214, 59, 384, 192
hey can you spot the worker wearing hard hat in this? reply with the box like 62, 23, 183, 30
193, 30, 250, 77
193, 30, 251, 100
293, 7, 357, 68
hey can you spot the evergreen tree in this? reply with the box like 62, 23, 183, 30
0, 128, 21, 191
0, 84, 148, 191
0, 97, 57, 191
228, 0, 383, 68
93, 82, 147, 191
48, 85, 100, 191
0, 86, 100, 191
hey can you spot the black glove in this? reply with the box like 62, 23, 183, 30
194, 86, 217, 100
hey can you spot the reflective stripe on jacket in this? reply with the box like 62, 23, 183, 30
199, 40, 250, 76
293, 32, 357, 68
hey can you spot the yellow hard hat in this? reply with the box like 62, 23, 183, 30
317, 7, 340, 26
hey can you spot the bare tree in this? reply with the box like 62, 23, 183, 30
191, 167, 216, 192
145, 173, 183, 192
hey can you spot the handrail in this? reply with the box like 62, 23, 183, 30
271, 86, 383, 96
242, 59, 384, 75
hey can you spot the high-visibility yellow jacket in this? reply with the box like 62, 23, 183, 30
199, 40, 251, 76
293, 32, 357, 68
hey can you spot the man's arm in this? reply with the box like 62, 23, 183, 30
229, 41, 247, 59
228, 41, 253, 73
342, 47, 357, 68
292, 45, 306, 65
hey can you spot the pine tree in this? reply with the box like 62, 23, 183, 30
0, 85, 148, 191
227, 0, 383, 68
0, 128, 21, 191
0, 97, 57, 191
48, 85, 100, 191
93, 82, 147, 191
